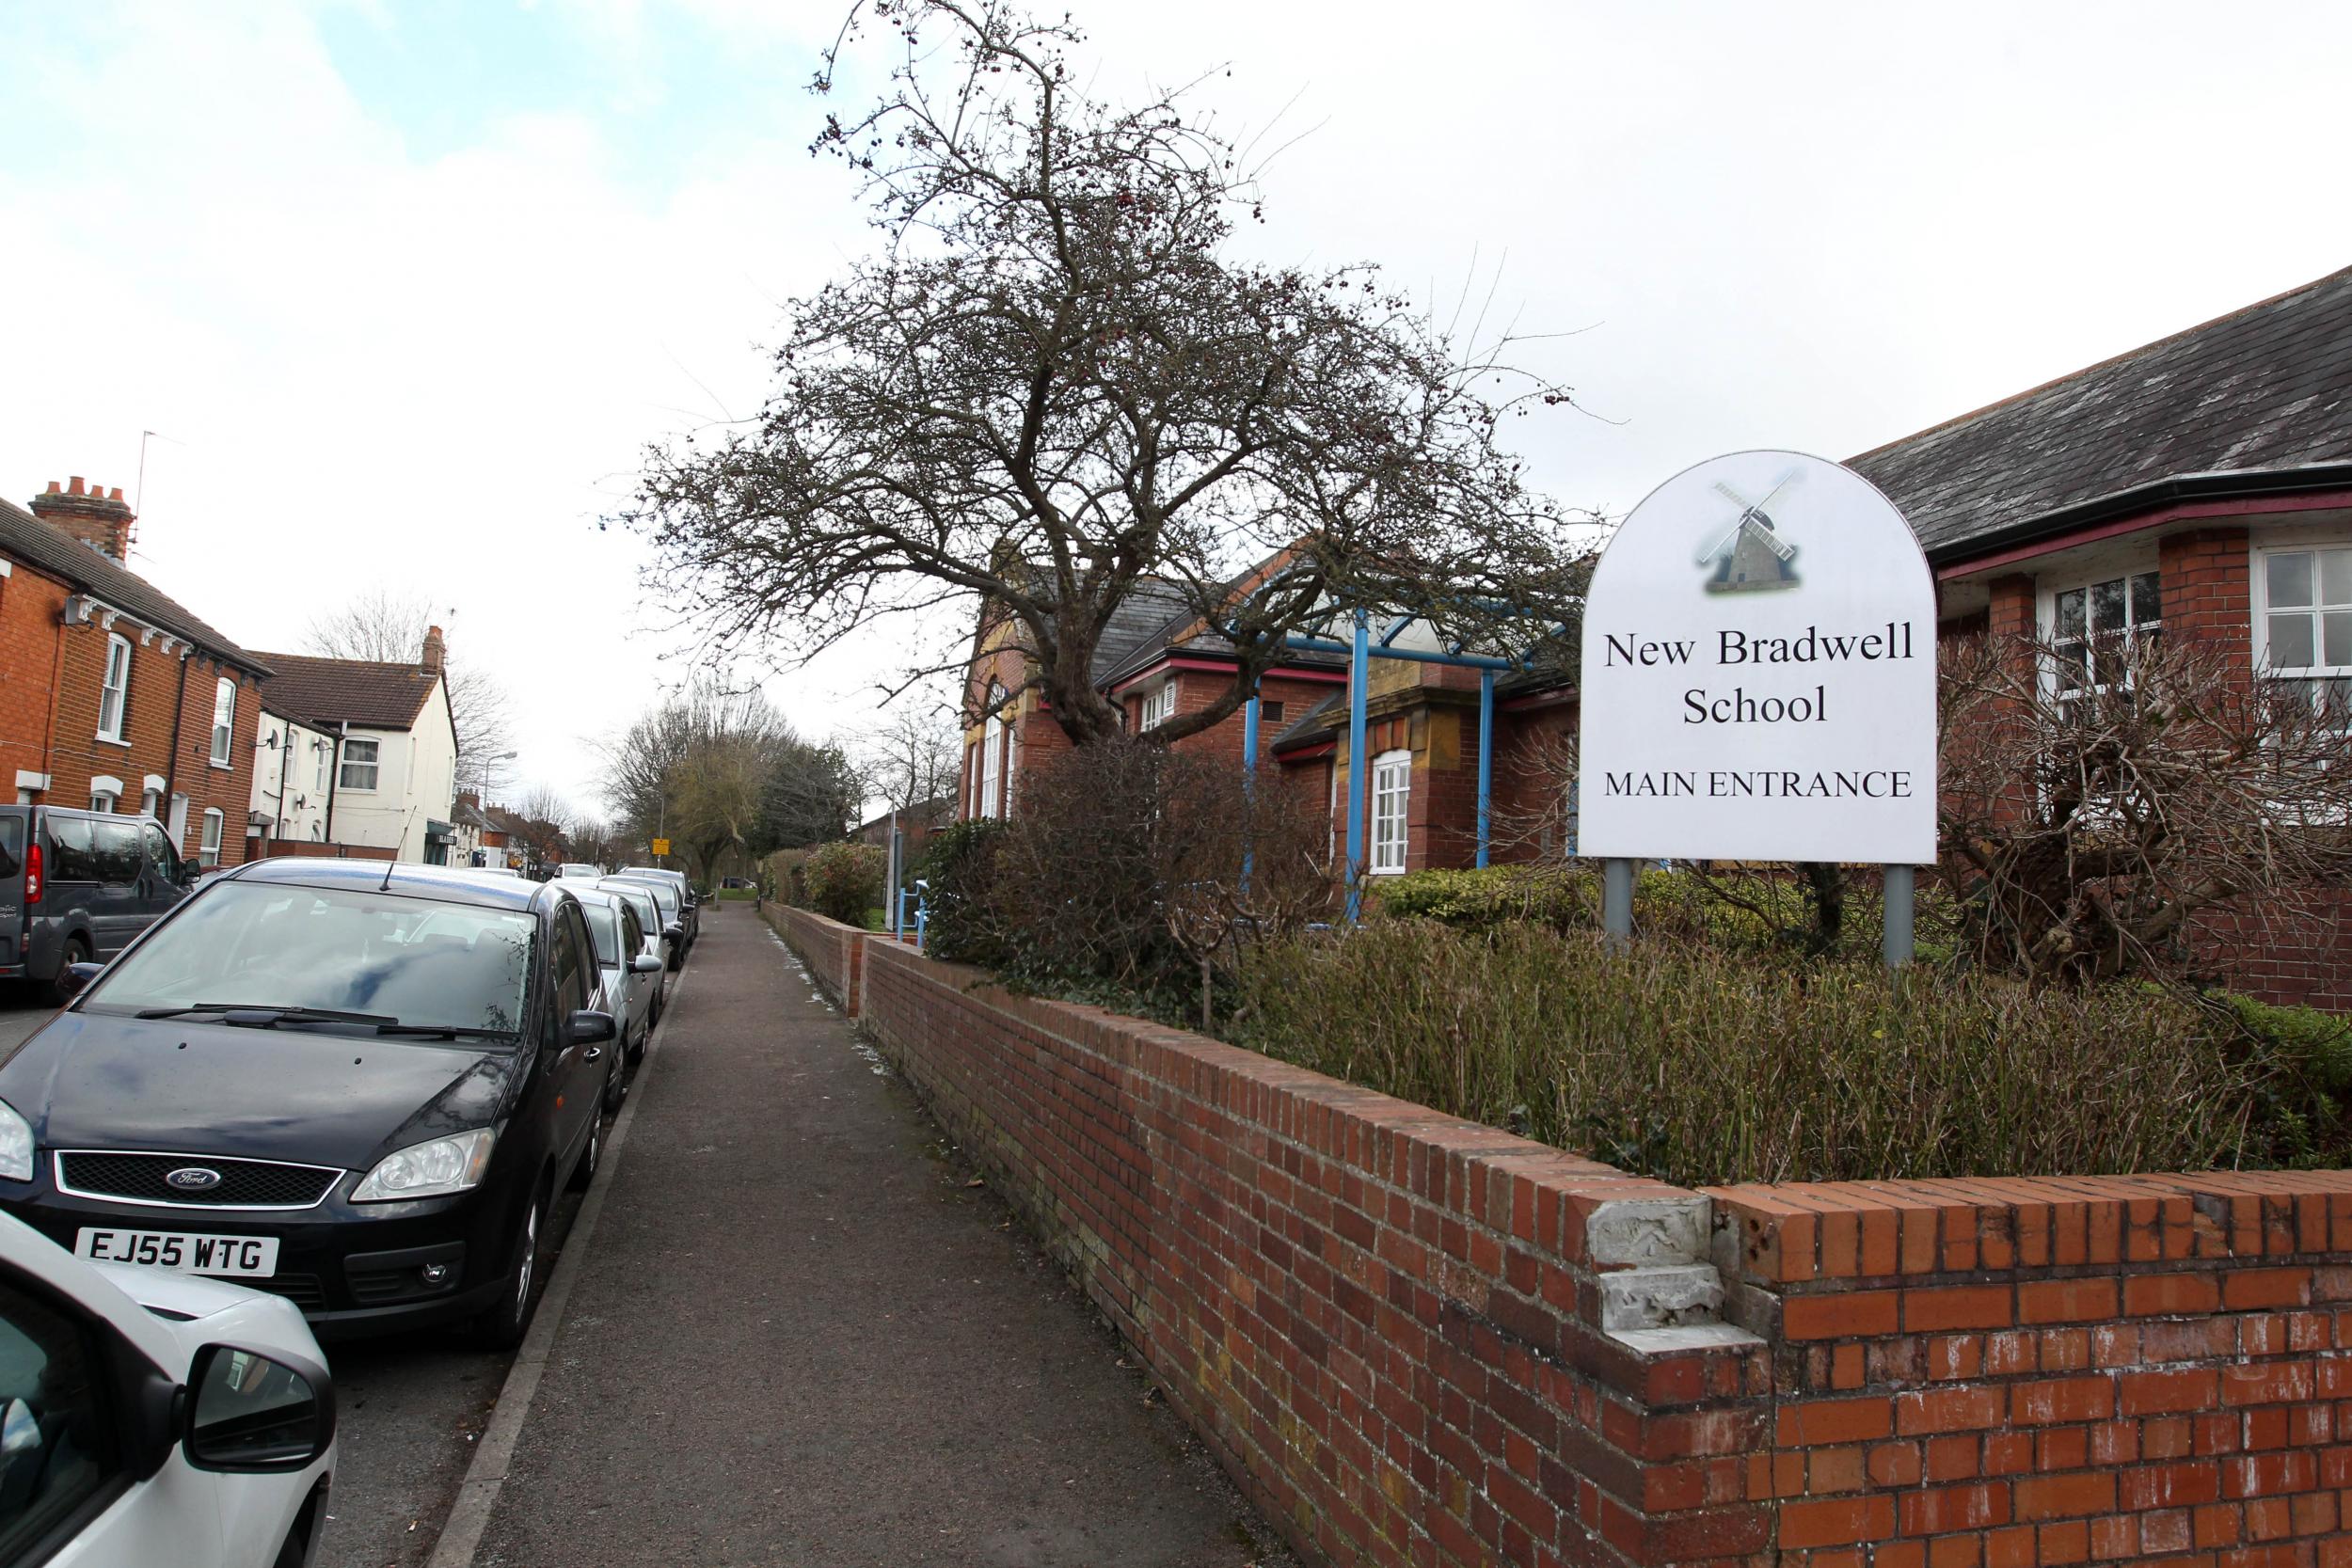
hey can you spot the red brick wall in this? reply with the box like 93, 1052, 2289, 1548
0, 568, 69, 793
46, 626, 261, 863
854, 936, 1755, 1568
0, 563, 260, 864
771, 920, 2352, 1568
1708, 1174, 2352, 1568
768, 903, 866, 1014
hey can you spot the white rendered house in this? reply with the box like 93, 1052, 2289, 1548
251, 627, 462, 864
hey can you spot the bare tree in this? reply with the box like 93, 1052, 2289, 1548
1936, 632, 2352, 982
508, 784, 573, 874
626, 0, 1590, 750
598, 682, 848, 880
304, 589, 517, 799
855, 701, 961, 818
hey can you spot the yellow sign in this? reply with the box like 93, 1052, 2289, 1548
650, 837, 670, 856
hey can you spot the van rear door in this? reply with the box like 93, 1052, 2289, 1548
0, 808, 25, 970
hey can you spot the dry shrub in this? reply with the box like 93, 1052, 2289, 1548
1938, 631, 2352, 983
978, 741, 1333, 1022
1232, 920, 2304, 1185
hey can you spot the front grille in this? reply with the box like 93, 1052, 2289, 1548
56, 1151, 342, 1210
249, 1274, 326, 1311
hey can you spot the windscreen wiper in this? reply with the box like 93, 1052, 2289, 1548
134, 1003, 397, 1028
373, 1023, 519, 1039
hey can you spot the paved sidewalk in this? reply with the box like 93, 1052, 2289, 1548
469, 904, 1290, 1567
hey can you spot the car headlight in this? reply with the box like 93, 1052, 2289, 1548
350, 1129, 495, 1203
0, 1101, 30, 1182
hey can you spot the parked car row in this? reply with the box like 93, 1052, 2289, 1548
0, 854, 706, 1563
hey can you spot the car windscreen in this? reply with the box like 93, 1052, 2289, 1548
82, 881, 534, 1037
580, 902, 621, 967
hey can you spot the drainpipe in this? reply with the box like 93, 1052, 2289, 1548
324, 723, 346, 846
161, 652, 192, 847
272, 718, 294, 846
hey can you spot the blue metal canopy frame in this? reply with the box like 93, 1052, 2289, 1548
1229, 615, 1535, 920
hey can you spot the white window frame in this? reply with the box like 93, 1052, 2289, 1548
1140, 680, 1177, 730
1369, 748, 1411, 876
2040, 561, 2161, 699
97, 634, 131, 743
979, 687, 1006, 820
2252, 540, 2352, 736
199, 807, 224, 868
339, 736, 381, 792
208, 676, 235, 767
89, 792, 116, 814
138, 788, 159, 818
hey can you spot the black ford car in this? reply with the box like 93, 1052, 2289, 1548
0, 860, 621, 1347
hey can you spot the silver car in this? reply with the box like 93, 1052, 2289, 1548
564, 886, 662, 1101
596, 879, 674, 1024
609, 875, 688, 972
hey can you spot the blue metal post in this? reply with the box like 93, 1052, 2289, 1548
1241, 692, 1260, 892
1345, 610, 1369, 921
1476, 669, 1495, 869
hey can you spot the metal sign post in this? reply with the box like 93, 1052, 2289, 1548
1882, 863, 1915, 968
1602, 858, 1634, 946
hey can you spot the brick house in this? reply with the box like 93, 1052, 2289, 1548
0, 479, 266, 869
957, 577, 1349, 824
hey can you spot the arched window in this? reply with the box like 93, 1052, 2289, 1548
979, 684, 1006, 819
209, 676, 236, 767
98, 634, 132, 742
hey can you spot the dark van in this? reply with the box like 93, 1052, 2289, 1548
0, 807, 195, 1000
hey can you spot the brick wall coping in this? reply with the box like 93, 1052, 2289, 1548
1707, 1169, 2352, 1287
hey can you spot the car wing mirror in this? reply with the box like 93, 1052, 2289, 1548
56, 961, 103, 1000
183, 1343, 335, 1474
564, 1010, 617, 1047
663, 923, 685, 942
629, 955, 664, 974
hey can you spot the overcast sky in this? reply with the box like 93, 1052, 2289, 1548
5, 0, 2349, 818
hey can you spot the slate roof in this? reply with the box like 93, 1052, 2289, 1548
1268, 689, 1343, 752
250, 651, 442, 730
1851, 264, 2352, 561
0, 497, 267, 673
1089, 578, 1194, 685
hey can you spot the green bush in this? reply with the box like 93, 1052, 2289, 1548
912, 819, 1010, 966
1228, 919, 2339, 1185
1372, 865, 1594, 930
800, 841, 885, 926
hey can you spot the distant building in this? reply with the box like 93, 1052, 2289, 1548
857, 796, 952, 847
251, 628, 461, 864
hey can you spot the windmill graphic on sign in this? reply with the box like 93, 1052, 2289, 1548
1697, 471, 1803, 594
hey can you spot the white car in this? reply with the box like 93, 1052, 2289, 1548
0, 1210, 335, 1567
555, 863, 602, 881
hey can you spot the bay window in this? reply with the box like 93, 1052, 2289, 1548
2050, 570, 2160, 694
2259, 545, 2352, 726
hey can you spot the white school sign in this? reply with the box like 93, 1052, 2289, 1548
1577, 450, 1936, 864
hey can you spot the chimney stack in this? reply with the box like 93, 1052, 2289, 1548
421, 625, 446, 674
29, 477, 136, 562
